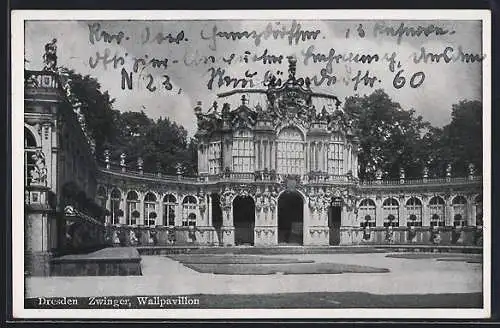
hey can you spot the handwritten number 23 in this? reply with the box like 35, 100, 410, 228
162, 75, 173, 90
145, 74, 173, 92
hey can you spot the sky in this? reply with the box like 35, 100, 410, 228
24, 19, 484, 137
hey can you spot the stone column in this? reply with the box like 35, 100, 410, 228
320, 143, 324, 172
375, 198, 383, 227
105, 194, 111, 225
262, 140, 266, 170
269, 141, 275, 170
157, 194, 164, 226
139, 192, 145, 226
176, 200, 183, 227
205, 144, 209, 173
222, 206, 235, 246
312, 141, 318, 171
268, 140, 272, 170
321, 143, 325, 172
324, 143, 328, 172
444, 197, 453, 226
256, 140, 260, 170
353, 153, 358, 178
339, 204, 350, 245
422, 202, 430, 227
253, 141, 257, 171
25, 184, 54, 276
470, 200, 477, 226
343, 145, 348, 175
275, 141, 278, 171
197, 146, 202, 174
318, 143, 322, 171
119, 195, 126, 225
259, 139, 266, 170
399, 198, 406, 227
305, 142, 309, 172
208, 194, 213, 226
313, 142, 317, 171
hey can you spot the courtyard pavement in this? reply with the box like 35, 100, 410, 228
25, 252, 482, 298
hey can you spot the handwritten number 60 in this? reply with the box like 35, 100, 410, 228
393, 70, 425, 89
409, 71, 425, 88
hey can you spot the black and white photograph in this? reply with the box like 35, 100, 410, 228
12, 10, 491, 319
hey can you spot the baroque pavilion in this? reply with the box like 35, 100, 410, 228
24, 52, 483, 275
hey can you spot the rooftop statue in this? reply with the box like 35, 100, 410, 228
42, 38, 58, 72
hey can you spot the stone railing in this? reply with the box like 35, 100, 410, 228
360, 175, 482, 187
104, 225, 218, 247
341, 225, 483, 247
99, 163, 482, 188
99, 165, 199, 183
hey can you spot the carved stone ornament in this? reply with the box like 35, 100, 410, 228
120, 153, 127, 167
30, 150, 48, 185
64, 205, 76, 216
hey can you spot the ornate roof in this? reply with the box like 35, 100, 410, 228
194, 56, 354, 137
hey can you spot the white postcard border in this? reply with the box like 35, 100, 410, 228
11, 9, 492, 319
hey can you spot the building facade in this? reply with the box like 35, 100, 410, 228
24, 57, 483, 276
95, 58, 483, 248
24, 69, 105, 276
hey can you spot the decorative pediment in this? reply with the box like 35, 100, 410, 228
231, 104, 257, 129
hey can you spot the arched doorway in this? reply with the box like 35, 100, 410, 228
278, 191, 303, 245
328, 197, 343, 245
233, 196, 255, 245
211, 193, 223, 245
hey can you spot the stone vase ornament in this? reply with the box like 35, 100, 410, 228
385, 226, 394, 244
407, 226, 417, 243
452, 226, 463, 244
430, 226, 441, 245
363, 226, 371, 241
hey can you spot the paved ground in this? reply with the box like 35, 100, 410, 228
25, 252, 482, 298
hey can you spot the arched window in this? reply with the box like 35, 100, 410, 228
126, 191, 139, 225
406, 197, 422, 227
24, 128, 38, 186
188, 213, 197, 226
144, 192, 157, 226
452, 195, 467, 227
208, 141, 222, 175
358, 199, 376, 227
182, 195, 197, 226
277, 127, 305, 175
382, 198, 399, 227
429, 196, 445, 227
475, 195, 483, 226
327, 135, 344, 175
163, 194, 177, 226
454, 214, 466, 227
110, 189, 121, 225
232, 129, 254, 172
96, 186, 107, 209
183, 195, 197, 204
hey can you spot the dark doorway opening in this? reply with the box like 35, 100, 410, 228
278, 191, 303, 245
328, 205, 342, 245
233, 196, 255, 245
211, 193, 223, 245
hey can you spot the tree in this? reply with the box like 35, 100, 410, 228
439, 100, 482, 176
421, 126, 452, 178
344, 89, 430, 180
61, 69, 118, 156
142, 117, 191, 175
59, 69, 198, 175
